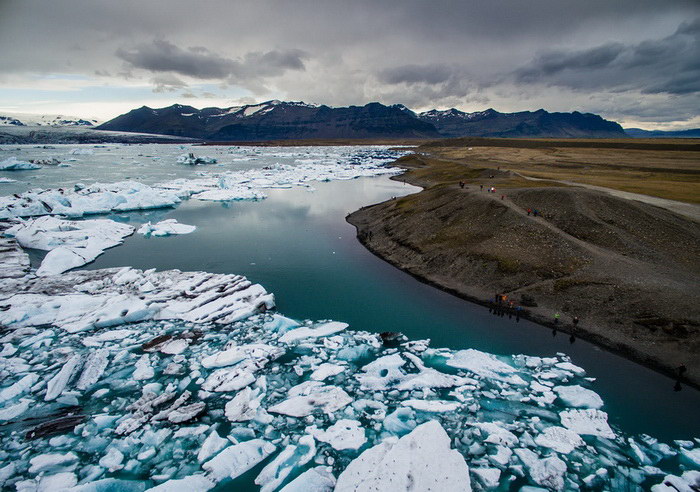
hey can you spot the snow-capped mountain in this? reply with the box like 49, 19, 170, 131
98, 100, 626, 141
98, 101, 440, 141
0, 112, 100, 127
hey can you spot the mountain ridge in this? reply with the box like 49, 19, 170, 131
97, 100, 627, 140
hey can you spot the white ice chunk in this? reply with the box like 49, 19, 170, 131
99, 447, 124, 472
137, 219, 196, 237
6, 216, 134, 275
309, 363, 345, 381
279, 466, 335, 492
473, 423, 519, 447
0, 398, 31, 421
37, 472, 77, 491
268, 382, 352, 417
0, 268, 273, 333
255, 435, 316, 492
279, 322, 348, 344
133, 354, 155, 380
225, 386, 264, 422
559, 410, 615, 439
335, 420, 471, 491
535, 426, 584, 454
402, 399, 460, 413
198, 431, 229, 463
472, 468, 501, 489
0, 157, 41, 170
202, 344, 283, 369
45, 354, 82, 401
529, 456, 567, 491
147, 474, 215, 491
0, 374, 39, 403
310, 419, 366, 451
28, 452, 78, 474
447, 349, 525, 385
203, 439, 276, 482
554, 385, 604, 409
76, 349, 109, 390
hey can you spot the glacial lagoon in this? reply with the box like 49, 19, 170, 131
0, 144, 698, 490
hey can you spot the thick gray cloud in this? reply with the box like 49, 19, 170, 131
117, 39, 307, 87
117, 40, 236, 79
0, 0, 698, 127
513, 18, 700, 96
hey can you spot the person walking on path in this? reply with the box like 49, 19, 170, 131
554, 312, 560, 324
480, 184, 483, 191
573, 316, 579, 327
527, 208, 532, 216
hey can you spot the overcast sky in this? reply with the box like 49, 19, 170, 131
0, 0, 698, 129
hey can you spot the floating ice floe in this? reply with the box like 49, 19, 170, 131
309, 419, 367, 451
137, 219, 196, 237
0, 225, 30, 279
0, 266, 274, 332
0, 157, 41, 170
0, 181, 182, 219
177, 154, 217, 165
6, 215, 134, 275
335, 420, 472, 491
0, 177, 16, 183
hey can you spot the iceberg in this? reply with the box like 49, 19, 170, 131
202, 439, 276, 482
6, 216, 134, 275
279, 321, 348, 344
0, 181, 181, 219
279, 467, 335, 492
137, 219, 196, 236
310, 419, 366, 451
0, 266, 274, 332
0, 157, 41, 170
268, 381, 352, 417
554, 384, 604, 409
335, 420, 472, 491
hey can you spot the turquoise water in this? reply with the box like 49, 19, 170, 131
78, 176, 700, 442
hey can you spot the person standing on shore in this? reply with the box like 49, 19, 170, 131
554, 313, 560, 324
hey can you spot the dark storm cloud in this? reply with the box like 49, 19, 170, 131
514, 17, 700, 95
0, 0, 699, 125
378, 64, 453, 85
516, 44, 625, 80
117, 39, 235, 79
116, 39, 307, 83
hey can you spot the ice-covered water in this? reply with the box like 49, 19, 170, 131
0, 144, 698, 491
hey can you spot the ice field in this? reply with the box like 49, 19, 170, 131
0, 144, 698, 491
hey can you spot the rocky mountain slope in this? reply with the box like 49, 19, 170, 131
98, 101, 627, 141
418, 108, 625, 138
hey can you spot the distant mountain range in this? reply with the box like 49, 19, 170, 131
624, 127, 700, 138
0, 113, 100, 127
97, 101, 627, 141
